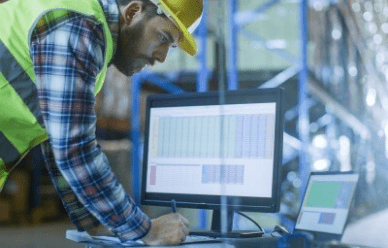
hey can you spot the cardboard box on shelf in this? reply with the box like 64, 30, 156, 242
32, 197, 61, 225
96, 66, 165, 133
0, 198, 11, 222
5, 169, 30, 214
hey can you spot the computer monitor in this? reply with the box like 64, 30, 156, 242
294, 171, 360, 241
141, 88, 284, 235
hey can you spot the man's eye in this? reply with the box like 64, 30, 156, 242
159, 34, 168, 44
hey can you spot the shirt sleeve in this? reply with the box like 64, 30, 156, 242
30, 12, 151, 242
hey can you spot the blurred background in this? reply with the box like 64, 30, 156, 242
2, 0, 388, 247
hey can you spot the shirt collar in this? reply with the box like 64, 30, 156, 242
98, 0, 119, 57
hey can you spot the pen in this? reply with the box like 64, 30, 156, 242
171, 199, 176, 213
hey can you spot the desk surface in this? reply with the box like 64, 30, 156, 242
66, 230, 279, 248
66, 229, 379, 248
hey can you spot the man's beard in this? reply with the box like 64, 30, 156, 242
112, 20, 151, 76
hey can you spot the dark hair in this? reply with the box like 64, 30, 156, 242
117, 0, 159, 19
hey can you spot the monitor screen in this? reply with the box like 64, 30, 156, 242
141, 88, 284, 212
294, 172, 359, 235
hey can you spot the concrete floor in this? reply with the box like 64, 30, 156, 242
342, 208, 388, 248
1, 209, 388, 248
0, 220, 83, 248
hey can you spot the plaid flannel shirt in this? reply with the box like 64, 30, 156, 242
30, 0, 151, 242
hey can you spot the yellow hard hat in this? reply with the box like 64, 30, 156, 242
149, 0, 203, 56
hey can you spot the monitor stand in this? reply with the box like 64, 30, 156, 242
189, 210, 264, 238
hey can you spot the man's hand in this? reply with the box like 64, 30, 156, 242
86, 223, 115, 237
142, 213, 190, 246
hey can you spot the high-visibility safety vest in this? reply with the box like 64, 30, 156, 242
0, 0, 114, 191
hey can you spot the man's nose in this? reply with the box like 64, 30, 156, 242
153, 44, 170, 64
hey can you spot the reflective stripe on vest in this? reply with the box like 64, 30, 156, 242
0, 0, 113, 163
0, 40, 47, 163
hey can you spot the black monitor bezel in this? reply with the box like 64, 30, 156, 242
293, 171, 360, 241
141, 88, 284, 213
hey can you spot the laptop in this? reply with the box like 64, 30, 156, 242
293, 171, 359, 242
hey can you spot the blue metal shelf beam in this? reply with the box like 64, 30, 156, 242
308, 80, 371, 139
238, 27, 297, 64
259, 63, 301, 89
298, 0, 309, 198
142, 73, 185, 94
235, 0, 281, 26
285, 98, 317, 122
254, 0, 281, 15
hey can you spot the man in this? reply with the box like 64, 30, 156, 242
0, 0, 203, 245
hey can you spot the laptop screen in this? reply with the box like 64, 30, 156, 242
294, 172, 359, 235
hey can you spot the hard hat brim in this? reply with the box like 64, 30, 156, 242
157, 1, 198, 56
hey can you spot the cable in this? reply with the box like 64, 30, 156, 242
235, 211, 265, 233
7, 149, 31, 174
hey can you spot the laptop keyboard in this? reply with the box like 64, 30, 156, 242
183, 235, 222, 244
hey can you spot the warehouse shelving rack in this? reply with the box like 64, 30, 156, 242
129, 0, 388, 231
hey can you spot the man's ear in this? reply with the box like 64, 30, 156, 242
122, 1, 145, 25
